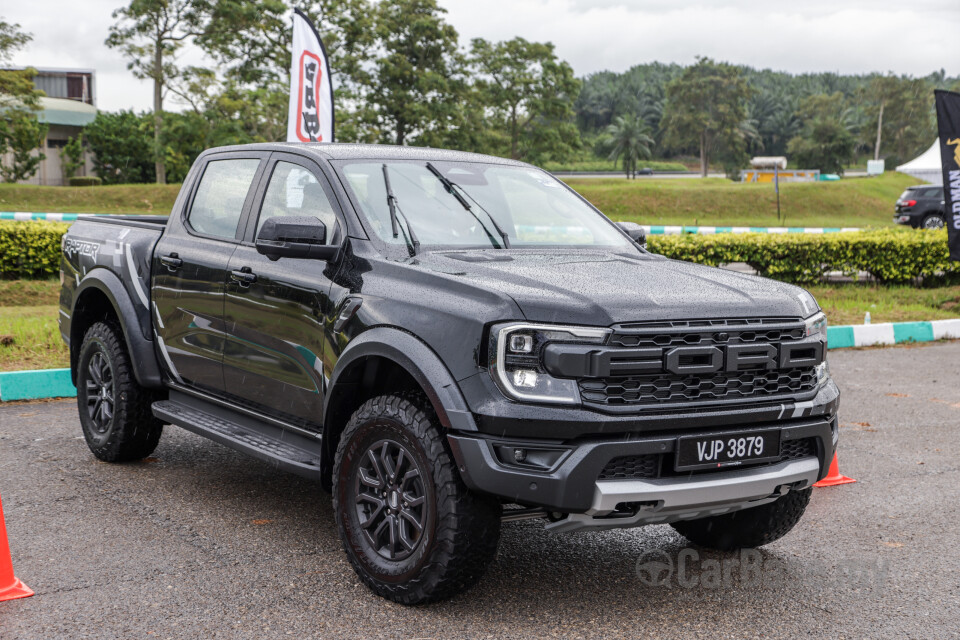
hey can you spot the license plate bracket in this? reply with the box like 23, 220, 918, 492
675, 429, 782, 472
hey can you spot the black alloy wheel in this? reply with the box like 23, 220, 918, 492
354, 439, 427, 561
84, 350, 115, 434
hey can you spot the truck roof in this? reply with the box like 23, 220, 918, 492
198, 142, 530, 167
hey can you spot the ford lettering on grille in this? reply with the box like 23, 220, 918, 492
541, 319, 825, 409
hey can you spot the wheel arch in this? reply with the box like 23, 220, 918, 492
70, 269, 163, 388
320, 327, 477, 489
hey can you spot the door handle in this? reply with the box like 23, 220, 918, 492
160, 253, 182, 271
230, 268, 258, 287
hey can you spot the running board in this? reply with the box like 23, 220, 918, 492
152, 392, 324, 481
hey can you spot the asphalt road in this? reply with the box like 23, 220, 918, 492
1, 342, 959, 639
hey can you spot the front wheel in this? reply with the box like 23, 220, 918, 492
670, 488, 812, 551
333, 394, 501, 604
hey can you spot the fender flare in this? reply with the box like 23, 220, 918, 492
72, 269, 164, 388
323, 326, 477, 433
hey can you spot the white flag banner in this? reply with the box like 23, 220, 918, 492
287, 8, 334, 143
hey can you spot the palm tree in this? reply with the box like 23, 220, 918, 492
606, 115, 654, 178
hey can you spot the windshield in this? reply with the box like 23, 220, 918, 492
336, 161, 631, 249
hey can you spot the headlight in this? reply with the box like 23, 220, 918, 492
804, 311, 829, 386
804, 311, 827, 340
489, 323, 610, 404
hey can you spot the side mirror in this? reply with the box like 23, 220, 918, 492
616, 221, 646, 248
255, 216, 340, 262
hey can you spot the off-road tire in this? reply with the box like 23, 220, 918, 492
671, 487, 812, 551
333, 394, 501, 605
76, 321, 163, 462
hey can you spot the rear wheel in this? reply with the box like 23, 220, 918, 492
76, 321, 163, 462
921, 214, 945, 230
333, 394, 500, 604
670, 488, 812, 551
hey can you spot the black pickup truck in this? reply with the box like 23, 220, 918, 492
59, 143, 838, 604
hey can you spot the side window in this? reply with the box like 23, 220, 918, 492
188, 159, 261, 239
256, 161, 337, 241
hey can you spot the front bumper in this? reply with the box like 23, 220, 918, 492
448, 415, 835, 516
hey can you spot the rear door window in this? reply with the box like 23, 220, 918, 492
188, 159, 262, 240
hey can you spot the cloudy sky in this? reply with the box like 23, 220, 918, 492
5, 0, 960, 112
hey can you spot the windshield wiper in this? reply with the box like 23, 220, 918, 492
425, 162, 511, 249
382, 163, 420, 256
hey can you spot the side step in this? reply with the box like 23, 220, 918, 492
152, 392, 324, 481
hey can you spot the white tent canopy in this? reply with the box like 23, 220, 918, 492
896, 140, 943, 185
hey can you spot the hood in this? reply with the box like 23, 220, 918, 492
415, 249, 817, 326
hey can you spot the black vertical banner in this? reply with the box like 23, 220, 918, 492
935, 90, 960, 261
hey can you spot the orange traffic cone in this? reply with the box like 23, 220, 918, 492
813, 453, 856, 488
0, 495, 33, 602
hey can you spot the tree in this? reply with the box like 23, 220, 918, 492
865, 75, 936, 167
0, 19, 40, 109
83, 111, 155, 184
0, 19, 46, 182
604, 115, 653, 178
786, 121, 855, 174
0, 110, 47, 182
784, 92, 856, 174
365, 0, 465, 146
60, 134, 85, 181
470, 37, 582, 162
189, 0, 379, 145
662, 58, 752, 177
106, 1, 207, 184
195, 0, 375, 99
0, 19, 31, 58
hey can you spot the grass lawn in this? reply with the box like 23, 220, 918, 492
566, 171, 915, 229
809, 284, 960, 326
0, 182, 180, 215
0, 305, 67, 370
0, 279, 67, 370
1, 278, 958, 372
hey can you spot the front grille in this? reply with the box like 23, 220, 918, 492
580, 368, 818, 406
597, 437, 819, 481
578, 317, 817, 409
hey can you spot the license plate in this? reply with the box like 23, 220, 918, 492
675, 429, 781, 471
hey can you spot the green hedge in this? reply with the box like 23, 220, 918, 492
0, 221, 70, 279
647, 228, 959, 285
0, 220, 956, 286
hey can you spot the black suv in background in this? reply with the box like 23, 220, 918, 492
895, 185, 946, 229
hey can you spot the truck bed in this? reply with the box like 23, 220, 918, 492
59, 216, 167, 348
